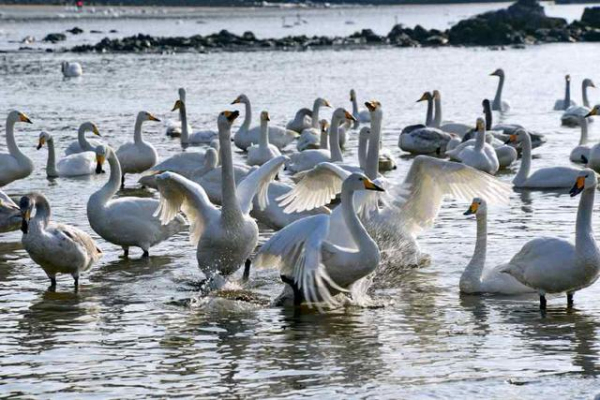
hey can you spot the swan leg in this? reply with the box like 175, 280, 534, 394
49, 277, 57, 291
567, 292, 574, 308
120, 247, 129, 258
73, 275, 79, 293
242, 259, 251, 283
539, 294, 547, 310
281, 275, 303, 307
120, 175, 125, 190
142, 250, 149, 258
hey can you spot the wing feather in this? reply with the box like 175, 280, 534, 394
237, 156, 287, 215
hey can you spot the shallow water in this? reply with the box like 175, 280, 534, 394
2, 7, 600, 398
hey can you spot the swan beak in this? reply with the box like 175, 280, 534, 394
92, 125, 101, 137
148, 114, 161, 122
416, 93, 429, 102
585, 108, 598, 118
264, 112, 270, 122
20, 209, 30, 234
490, 71, 499, 77
344, 110, 357, 122
324, 100, 332, 108
171, 100, 182, 112
570, 176, 585, 197
95, 154, 106, 174
224, 110, 240, 122
231, 97, 241, 105
505, 134, 517, 144
364, 101, 380, 112
463, 202, 478, 216
591, 82, 597, 89
566, 74, 571, 81
19, 113, 32, 124
36, 136, 46, 150
363, 179, 385, 192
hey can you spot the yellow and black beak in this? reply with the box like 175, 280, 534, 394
416, 93, 429, 103
19, 113, 32, 124
344, 110, 357, 122
37, 136, 46, 150
172, 100, 182, 112
463, 202, 479, 216
95, 154, 106, 174
264, 112, 271, 122
147, 113, 161, 122
570, 176, 585, 197
585, 108, 598, 118
92, 125, 101, 137
231, 97, 241, 105
490, 71, 499, 77
476, 119, 485, 131
363, 179, 385, 192
505, 134, 517, 144
364, 101, 380, 112
324, 100, 332, 108
223, 110, 240, 122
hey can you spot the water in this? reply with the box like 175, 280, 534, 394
2, 5, 600, 398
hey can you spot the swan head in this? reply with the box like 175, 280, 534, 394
432, 90, 441, 100
585, 105, 600, 118
464, 197, 486, 216
297, 108, 313, 118
583, 78, 596, 89
205, 148, 219, 168
178, 87, 186, 101
139, 111, 161, 123
79, 121, 100, 136
320, 119, 329, 133
218, 110, 240, 132
482, 99, 491, 112
261, 111, 270, 122
332, 107, 356, 123
475, 117, 485, 132
490, 68, 505, 78
231, 94, 248, 105
505, 128, 527, 144
37, 131, 52, 150
350, 89, 356, 101
359, 126, 370, 139
416, 92, 431, 103
566, 74, 571, 82
570, 169, 597, 197
19, 195, 33, 234
171, 99, 184, 112
316, 97, 331, 108
344, 173, 385, 193
9, 111, 32, 124
95, 145, 107, 174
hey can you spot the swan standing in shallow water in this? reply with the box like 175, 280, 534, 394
490, 68, 510, 112
61, 61, 82, 78
37, 132, 100, 178
501, 170, 600, 310
554, 74, 576, 111
0, 190, 20, 233
561, 78, 595, 127
248, 111, 281, 166
154, 111, 285, 289
88, 145, 185, 258
256, 173, 383, 309
460, 198, 534, 295
508, 130, 581, 189
296, 98, 331, 151
116, 111, 161, 188
350, 89, 371, 128
232, 94, 298, 151
165, 88, 191, 138
171, 92, 217, 146
20, 192, 102, 290
570, 115, 591, 163
64, 122, 102, 156
0, 111, 34, 187
446, 118, 499, 175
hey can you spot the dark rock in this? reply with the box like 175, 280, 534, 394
582, 28, 600, 41
242, 31, 256, 42
582, 7, 600, 28
423, 35, 448, 46
67, 26, 84, 35
90, 30, 103, 34
43, 33, 67, 43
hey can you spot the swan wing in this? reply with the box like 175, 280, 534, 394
154, 171, 219, 246
255, 214, 343, 309
52, 223, 103, 263
0, 190, 17, 207
236, 155, 287, 215
390, 156, 511, 235
277, 162, 352, 214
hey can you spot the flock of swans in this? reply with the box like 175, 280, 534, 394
2, 67, 600, 312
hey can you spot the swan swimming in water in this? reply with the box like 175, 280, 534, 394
0, 190, 21, 233
350, 89, 371, 128
296, 98, 332, 151
247, 111, 282, 166
0, 111, 34, 188
165, 88, 192, 138
64, 122, 102, 156
20, 192, 102, 290
446, 118, 499, 175
570, 115, 591, 164
37, 132, 100, 178
171, 91, 218, 146
561, 78, 595, 127
286, 108, 313, 133
501, 170, 600, 310
554, 74, 576, 111
490, 68, 510, 112
460, 198, 534, 295
61, 61, 82, 78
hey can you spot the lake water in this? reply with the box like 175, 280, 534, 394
2, 3, 600, 399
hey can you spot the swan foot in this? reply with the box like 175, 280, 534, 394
281, 275, 303, 307
539, 294, 547, 310
242, 259, 251, 283
142, 250, 149, 258
74, 276, 79, 293
120, 175, 125, 190
120, 248, 129, 258
48, 277, 57, 292
567, 293, 574, 308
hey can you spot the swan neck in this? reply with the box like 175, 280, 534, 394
219, 125, 243, 221
5, 115, 24, 157
93, 150, 121, 207
460, 211, 487, 292
329, 116, 344, 162
580, 118, 589, 145
78, 124, 93, 152
358, 135, 368, 170
576, 187, 595, 251
341, 187, 376, 253
320, 129, 328, 150
513, 135, 532, 185
134, 114, 145, 144
583, 82, 590, 108
32, 193, 51, 229
46, 139, 58, 178
260, 119, 269, 149
241, 100, 252, 132
493, 75, 504, 109
312, 101, 322, 129
180, 102, 189, 144
565, 79, 571, 107
475, 128, 485, 151
425, 98, 433, 127
433, 97, 442, 128
365, 111, 382, 179
484, 104, 493, 130
351, 97, 359, 119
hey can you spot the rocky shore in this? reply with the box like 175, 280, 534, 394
38, 0, 600, 53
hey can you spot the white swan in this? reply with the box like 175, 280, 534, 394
20, 192, 102, 289
561, 78, 596, 127
37, 132, 99, 178
507, 129, 581, 189
435, 90, 472, 136
554, 74, 576, 111
400, 92, 433, 135
460, 198, 534, 295
154, 110, 284, 288
116, 111, 160, 188
171, 91, 218, 147
61, 61, 82, 78
490, 68, 510, 112
583, 106, 600, 173
165, 88, 192, 138
286, 108, 313, 133
286, 108, 355, 173
570, 115, 591, 164
88, 145, 185, 257
446, 118, 499, 175
64, 122, 102, 156
248, 111, 282, 166
296, 97, 331, 151
232, 94, 298, 151
447, 121, 516, 169
255, 173, 383, 309
501, 170, 600, 310
350, 89, 371, 128
0, 111, 34, 187
0, 190, 20, 233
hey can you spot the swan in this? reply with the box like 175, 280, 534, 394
286, 108, 313, 133
296, 97, 331, 151
400, 91, 433, 134
154, 110, 285, 289
248, 111, 282, 166
350, 89, 371, 128
64, 122, 102, 156
446, 118, 499, 175
507, 129, 581, 189
0, 190, 20, 233
561, 78, 595, 127
255, 173, 383, 309
286, 108, 355, 173
171, 91, 218, 147
0, 111, 34, 187
165, 88, 191, 138
116, 111, 161, 188
554, 74, 576, 111
460, 198, 534, 295
88, 145, 185, 258
501, 169, 600, 310
448, 136, 516, 170
434, 90, 472, 136
20, 192, 102, 290
583, 106, 600, 173
490, 68, 510, 112
232, 94, 298, 151
61, 61, 82, 78
570, 115, 591, 164
37, 131, 100, 178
